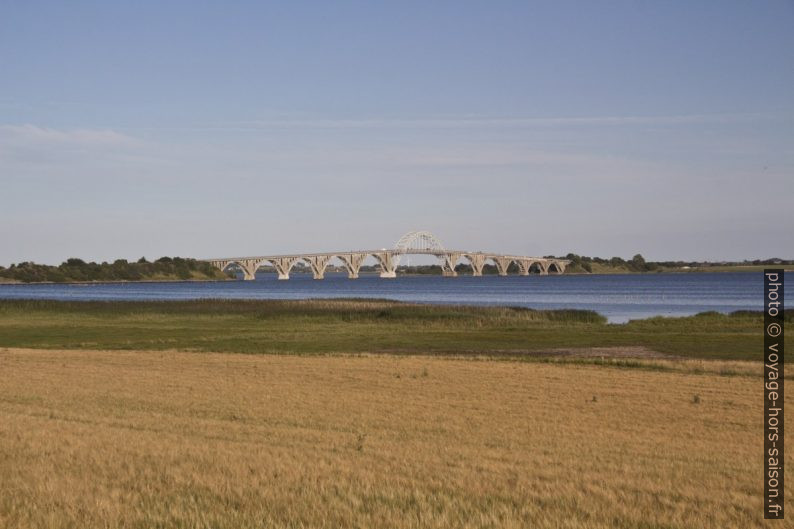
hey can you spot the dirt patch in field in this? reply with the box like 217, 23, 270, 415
372, 345, 678, 359
519, 346, 675, 359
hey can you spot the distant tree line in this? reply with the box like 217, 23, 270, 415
350, 255, 794, 276
0, 257, 230, 283
560, 254, 793, 274
561, 253, 654, 273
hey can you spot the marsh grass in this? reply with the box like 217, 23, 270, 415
0, 299, 787, 360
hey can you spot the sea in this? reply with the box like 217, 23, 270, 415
0, 271, 778, 323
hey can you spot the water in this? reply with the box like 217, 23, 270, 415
0, 271, 773, 323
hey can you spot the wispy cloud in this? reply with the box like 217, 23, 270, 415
0, 124, 138, 147
183, 112, 781, 132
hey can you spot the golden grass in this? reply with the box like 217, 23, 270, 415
0, 347, 789, 528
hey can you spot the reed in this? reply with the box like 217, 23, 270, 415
0, 299, 786, 360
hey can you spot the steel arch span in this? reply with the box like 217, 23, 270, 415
394, 231, 446, 253
393, 230, 446, 268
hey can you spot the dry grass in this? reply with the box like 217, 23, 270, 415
0, 347, 789, 528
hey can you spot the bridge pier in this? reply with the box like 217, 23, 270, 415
269, 258, 297, 280
440, 252, 460, 277
466, 254, 485, 276
236, 259, 259, 281
494, 257, 511, 276
373, 252, 396, 278
516, 260, 530, 276
306, 256, 330, 280
338, 253, 365, 279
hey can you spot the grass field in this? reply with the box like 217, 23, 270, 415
0, 299, 789, 360
0, 299, 788, 528
0, 347, 788, 529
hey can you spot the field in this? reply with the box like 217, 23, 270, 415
1, 347, 789, 529
0, 299, 789, 528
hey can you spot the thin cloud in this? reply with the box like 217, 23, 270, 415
0, 124, 139, 147
189, 112, 780, 131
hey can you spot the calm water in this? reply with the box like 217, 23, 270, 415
0, 271, 773, 323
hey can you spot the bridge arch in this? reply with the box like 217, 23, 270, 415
460, 254, 488, 276
547, 261, 565, 274
217, 260, 243, 276
394, 231, 446, 253
213, 259, 261, 281
528, 261, 547, 274
487, 256, 512, 276
391, 231, 452, 275
331, 254, 366, 279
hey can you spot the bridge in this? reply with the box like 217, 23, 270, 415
204, 231, 570, 281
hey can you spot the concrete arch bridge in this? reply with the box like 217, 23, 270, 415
204, 231, 569, 281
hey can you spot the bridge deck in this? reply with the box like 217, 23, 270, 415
202, 249, 569, 280
204, 249, 560, 262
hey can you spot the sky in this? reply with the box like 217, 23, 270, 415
1, 1, 792, 265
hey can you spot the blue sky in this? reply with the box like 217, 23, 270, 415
1, 1, 792, 264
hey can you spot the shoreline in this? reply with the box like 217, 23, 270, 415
1, 267, 790, 286
0, 277, 234, 286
